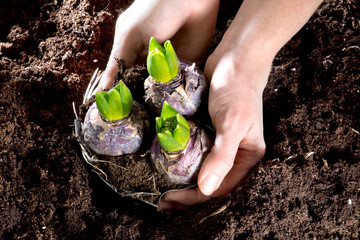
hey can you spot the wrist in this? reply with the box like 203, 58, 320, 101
205, 38, 273, 93
220, 0, 323, 62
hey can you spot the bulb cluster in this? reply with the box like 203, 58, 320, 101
82, 37, 211, 185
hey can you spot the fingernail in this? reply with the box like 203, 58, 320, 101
200, 174, 219, 196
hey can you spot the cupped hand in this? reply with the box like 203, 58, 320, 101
158, 40, 271, 211
96, 0, 219, 92
157, 0, 323, 211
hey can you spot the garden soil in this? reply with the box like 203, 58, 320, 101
1, 0, 359, 239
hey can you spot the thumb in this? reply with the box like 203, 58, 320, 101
198, 118, 246, 196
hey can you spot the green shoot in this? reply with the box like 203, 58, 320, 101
155, 101, 190, 152
147, 37, 179, 83
95, 81, 133, 121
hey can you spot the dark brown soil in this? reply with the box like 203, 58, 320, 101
1, 0, 359, 239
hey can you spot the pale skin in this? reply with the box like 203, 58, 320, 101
98, 0, 323, 211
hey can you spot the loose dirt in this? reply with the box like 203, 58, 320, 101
1, 0, 359, 239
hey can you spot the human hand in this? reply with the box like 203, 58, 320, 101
157, 0, 323, 211
157, 40, 271, 211
96, 0, 219, 92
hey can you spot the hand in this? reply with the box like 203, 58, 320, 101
96, 0, 220, 92
157, 0, 323, 211
158, 41, 270, 211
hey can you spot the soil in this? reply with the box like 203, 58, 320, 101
0, 0, 359, 239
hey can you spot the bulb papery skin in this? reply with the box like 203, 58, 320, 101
150, 121, 212, 185
144, 61, 208, 117
82, 101, 149, 156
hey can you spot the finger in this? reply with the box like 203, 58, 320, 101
157, 188, 210, 211
97, 36, 140, 93
157, 200, 188, 212
96, 12, 143, 92
213, 136, 265, 196
95, 65, 117, 93
157, 199, 188, 212
157, 138, 265, 211
197, 112, 248, 196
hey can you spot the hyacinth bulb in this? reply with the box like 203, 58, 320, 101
82, 82, 149, 156
151, 102, 212, 185
145, 37, 208, 117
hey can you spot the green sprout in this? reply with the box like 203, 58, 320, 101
147, 37, 179, 83
155, 101, 190, 152
95, 81, 133, 121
